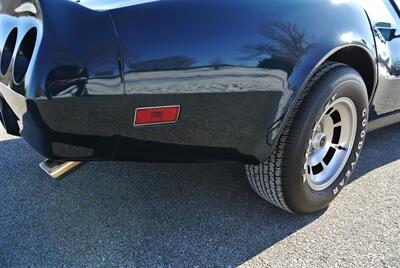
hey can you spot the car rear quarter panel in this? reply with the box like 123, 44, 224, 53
108, 0, 377, 162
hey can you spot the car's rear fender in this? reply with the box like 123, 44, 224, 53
109, 0, 377, 163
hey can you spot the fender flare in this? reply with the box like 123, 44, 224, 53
268, 43, 377, 161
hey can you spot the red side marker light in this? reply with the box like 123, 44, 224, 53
134, 105, 180, 126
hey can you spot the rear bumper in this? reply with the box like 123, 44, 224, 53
1, 81, 120, 161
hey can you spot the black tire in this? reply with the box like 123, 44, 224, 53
246, 62, 369, 214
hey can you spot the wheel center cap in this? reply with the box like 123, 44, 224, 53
312, 132, 327, 149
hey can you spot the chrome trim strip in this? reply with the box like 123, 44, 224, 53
368, 113, 400, 132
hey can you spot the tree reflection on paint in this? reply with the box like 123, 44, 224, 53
242, 20, 315, 74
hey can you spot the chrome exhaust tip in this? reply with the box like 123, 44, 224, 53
39, 159, 83, 180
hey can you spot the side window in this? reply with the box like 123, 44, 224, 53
356, 0, 400, 40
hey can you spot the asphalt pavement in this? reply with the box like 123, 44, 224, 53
0, 124, 399, 267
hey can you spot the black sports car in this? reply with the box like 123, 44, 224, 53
1, 0, 400, 214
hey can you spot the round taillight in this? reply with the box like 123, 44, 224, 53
1, 28, 18, 75
13, 27, 37, 83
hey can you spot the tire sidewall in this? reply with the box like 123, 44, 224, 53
286, 67, 369, 214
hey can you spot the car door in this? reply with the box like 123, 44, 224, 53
360, 0, 400, 119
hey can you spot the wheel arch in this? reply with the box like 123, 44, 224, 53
267, 43, 377, 163
327, 45, 377, 101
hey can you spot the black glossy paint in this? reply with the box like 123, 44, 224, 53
0, 0, 397, 163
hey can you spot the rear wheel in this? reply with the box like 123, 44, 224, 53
246, 62, 369, 214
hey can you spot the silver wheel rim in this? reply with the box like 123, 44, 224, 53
304, 97, 357, 191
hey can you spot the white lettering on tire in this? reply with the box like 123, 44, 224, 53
333, 107, 368, 195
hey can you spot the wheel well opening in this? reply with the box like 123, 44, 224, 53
328, 46, 375, 100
